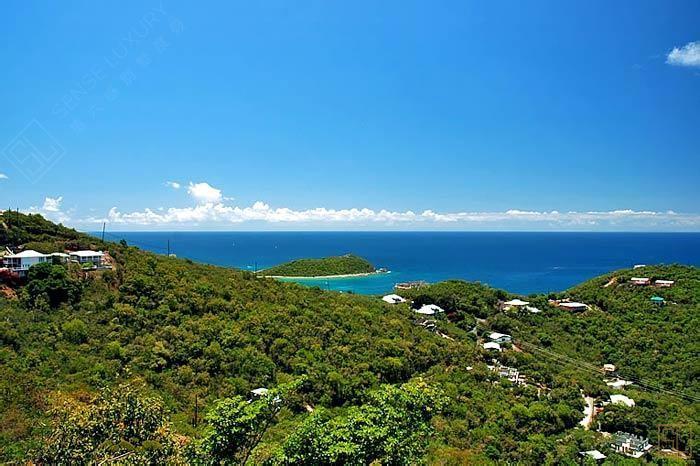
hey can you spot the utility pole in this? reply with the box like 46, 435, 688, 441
101, 222, 106, 242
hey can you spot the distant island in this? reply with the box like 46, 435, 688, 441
259, 254, 383, 278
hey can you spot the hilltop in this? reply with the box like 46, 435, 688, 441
0, 212, 698, 464
259, 254, 377, 277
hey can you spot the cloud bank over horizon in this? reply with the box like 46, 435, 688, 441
20, 181, 700, 231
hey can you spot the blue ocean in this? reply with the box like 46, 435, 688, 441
101, 232, 700, 295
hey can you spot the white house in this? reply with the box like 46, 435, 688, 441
483, 341, 501, 352
382, 294, 406, 304
488, 332, 512, 344
414, 304, 445, 315
69, 250, 104, 266
606, 379, 633, 389
579, 450, 606, 462
630, 277, 650, 286
612, 432, 652, 458
525, 306, 542, 314
504, 298, 529, 307
654, 279, 674, 287
2, 250, 50, 276
610, 394, 635, 407
558, 302, 588, 312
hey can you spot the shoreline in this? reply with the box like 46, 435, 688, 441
262, 270, 390, 280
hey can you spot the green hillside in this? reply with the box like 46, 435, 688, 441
0, 212, 698, 464
260, 254, 376, 277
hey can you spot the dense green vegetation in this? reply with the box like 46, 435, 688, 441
260, 254, 376, 277
0, 212, 697, 464
397, 267, 700, 462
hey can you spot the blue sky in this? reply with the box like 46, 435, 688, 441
2, 1, 699, 230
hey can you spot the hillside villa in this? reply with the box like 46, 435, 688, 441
488, 332, 512, 344
611, 432, 652, 458
606, 379, 633, 389
1, 250, 51, 277
550, 300, 589, 312
502, 298, 529, 311
382, 294, 406, 304
489, 363, 526, 385
654, 279, 674, 287
609, 394, 635, 407
414, 304, 445, 315
630, 277, 650, 285
579, 450, 606, 462
69, 250, 105, 266
2, 248, 106, 276
483, 341, 501, 352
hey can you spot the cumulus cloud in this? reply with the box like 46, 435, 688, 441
187, 182, 222, 203
165, 181, 181, 189
667, 41, 700, 67
42, 196, 63, 212
0, 173, 7, 180
26, 196, 71, 224
91, 201, 700, 230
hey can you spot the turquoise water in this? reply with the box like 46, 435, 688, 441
102, 232, 700, 295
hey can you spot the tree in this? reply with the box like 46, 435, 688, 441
36, 383, 183, 465
273, 379, 447, 465
23, 262, 81, 308
191, 379, 303, 465
62, 318, 88, 344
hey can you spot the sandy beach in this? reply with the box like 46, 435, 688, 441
262, 270, 390, 280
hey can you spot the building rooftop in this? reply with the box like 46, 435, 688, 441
606, 379, 633, 389
559, 301, 588, 309
5, 250, 47, 258
415, 304, 444, 315
504, 298, 529, 306
580, 450, 606, 460
483, 342, 501, 351
488, 332, 511, 341
610, 394, 635, 407
382, 294, 406, 304
70, 250, 104, 257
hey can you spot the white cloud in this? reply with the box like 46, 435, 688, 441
187, 182, 222, 203
43, 196, 63, 212
91, 200, 700, 231
165, 181, 181, 189
666, 41, 700, 67
0, 173, 7, 180
27, 196, 71, 224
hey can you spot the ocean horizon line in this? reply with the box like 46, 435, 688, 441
87, 229, 700, 234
